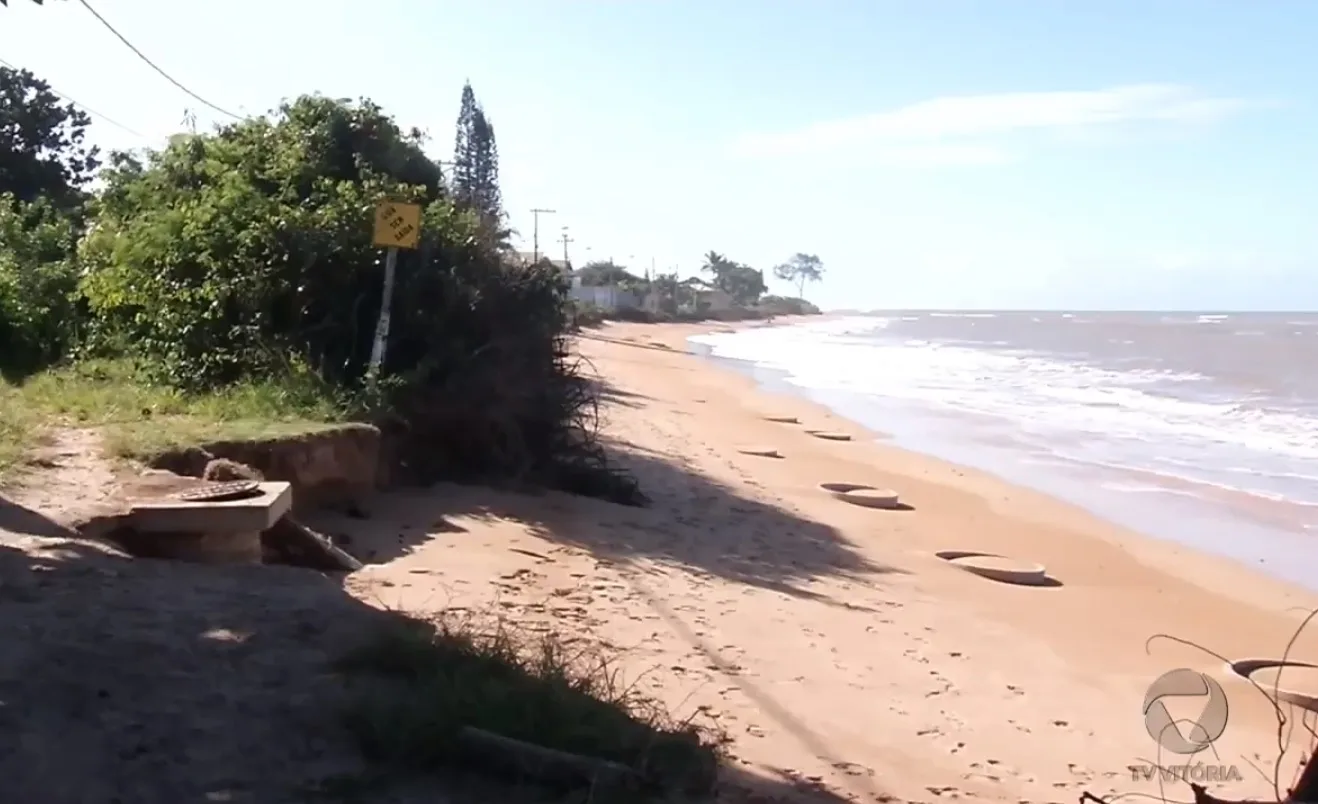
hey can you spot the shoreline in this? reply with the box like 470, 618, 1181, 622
596, 318, 1318, 612
685, 314, 1318, 593
558, 319, 1318, 802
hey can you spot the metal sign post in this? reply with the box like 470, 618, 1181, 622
368, 200, 422, 378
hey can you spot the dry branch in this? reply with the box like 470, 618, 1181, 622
454, 725, 643, 791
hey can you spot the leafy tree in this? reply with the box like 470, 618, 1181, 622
76, 93, 631, 497
771, 253, 825, 300
699, 250, 766, 306
0, 65, 100, 214
452, 82, 503, 237
576, 260, 641, 287
80, 95, 452, 388
718, 262, 767, 306
700, 250, 729, 280
0, 193, 82, 375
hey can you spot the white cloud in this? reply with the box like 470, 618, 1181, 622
731, 84, 1253, 159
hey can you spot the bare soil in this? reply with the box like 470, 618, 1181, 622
0, 429, 496, 804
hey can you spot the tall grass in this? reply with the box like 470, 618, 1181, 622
335, 609, 726, 800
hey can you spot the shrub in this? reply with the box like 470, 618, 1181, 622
0, 195, 85, 377
757, 295, 821, 316
76, 95, 641, 503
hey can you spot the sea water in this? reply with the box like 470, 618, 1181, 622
689, 312, 1318, 588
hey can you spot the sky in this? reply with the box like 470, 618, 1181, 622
2, 0, 1316, 311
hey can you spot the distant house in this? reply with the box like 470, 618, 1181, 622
698, 288, 733, 312
573, 284, 639, 312
684, 278, 733, 312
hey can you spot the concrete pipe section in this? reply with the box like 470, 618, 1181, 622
934, 550, 1053, 586
737, 446, 783, 458
808, 431, 853, 441
819, 482, 875, 500
839, 488, 903, 509
1226, 659, 1318, 711
763, 415, 800, 424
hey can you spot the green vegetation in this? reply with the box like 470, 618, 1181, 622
0, 63, 642, 502
0, 62, 799, 797
576, 260, 645, 289
773, 253, 826, 300
1, 359, 346, 467
572, 251, 824, 323
335, 610, 724, 798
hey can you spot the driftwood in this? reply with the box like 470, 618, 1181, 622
454, 726, 642, 791
261, 517, 363, 572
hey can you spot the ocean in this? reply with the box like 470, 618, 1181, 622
688, 312, 1318, 587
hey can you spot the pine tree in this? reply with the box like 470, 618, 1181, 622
452, 81, 503, 236
452, 82, 478, 204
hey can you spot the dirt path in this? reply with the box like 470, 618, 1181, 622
0, 429, 415, 803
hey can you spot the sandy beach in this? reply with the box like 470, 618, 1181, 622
338, 318, 1318, 803
4, 318, 1318, 803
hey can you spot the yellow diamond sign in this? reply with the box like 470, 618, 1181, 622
372, 201, 422, 250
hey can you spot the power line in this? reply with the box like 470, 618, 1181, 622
74, 0, 241, 120
0, 55, 148, 139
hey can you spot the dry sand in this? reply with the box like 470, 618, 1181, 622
4, 319, 1318, 803
334, 319, 1318, 803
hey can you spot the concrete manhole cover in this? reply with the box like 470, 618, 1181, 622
173, 480, 263, 503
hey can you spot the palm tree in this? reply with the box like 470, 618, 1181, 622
701, 251, 728, 277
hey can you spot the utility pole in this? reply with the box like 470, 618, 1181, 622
560, 226, 574, 265
531, 208, 556, 264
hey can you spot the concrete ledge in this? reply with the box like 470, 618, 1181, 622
128, 482, 293, 534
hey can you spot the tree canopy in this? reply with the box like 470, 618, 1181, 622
700, 250, 767, 306
0, 66, 99, 213
452, 81, 503, 241
772, 253, 825, 300
0, 72, 643, 500
576, 260, 641, 287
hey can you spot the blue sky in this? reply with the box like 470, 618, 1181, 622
2, 0, 1315, 310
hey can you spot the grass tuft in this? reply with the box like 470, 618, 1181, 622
334, 611, 726, 800
0, 358, 347, 475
